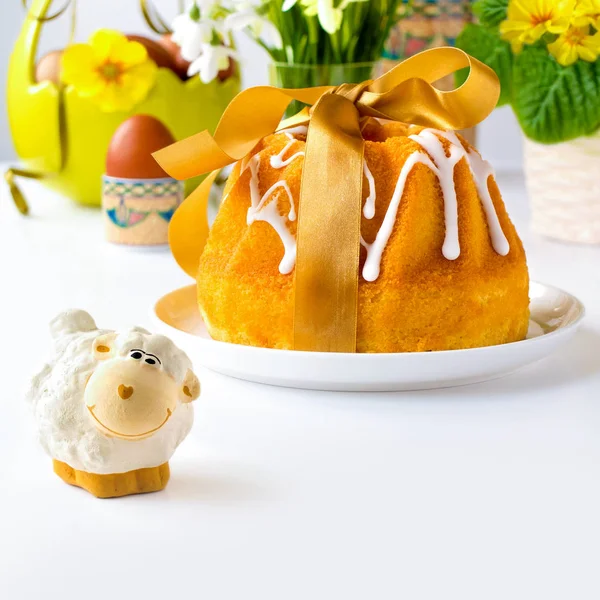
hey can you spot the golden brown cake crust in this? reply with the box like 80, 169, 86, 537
197, 121, 529, 352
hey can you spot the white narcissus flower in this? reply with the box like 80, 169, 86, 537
172, 13, 215, 62
172, 0, 283, 83
188, 44, 239, 83
283, 0, 367, 35
225, 5, 283, 49
308, 0, 342, 34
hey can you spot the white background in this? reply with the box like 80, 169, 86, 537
0, 0, 523, 169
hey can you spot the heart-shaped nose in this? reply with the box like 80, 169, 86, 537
118, 384, 134, 400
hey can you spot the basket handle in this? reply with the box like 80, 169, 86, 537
20, 0, 73, 82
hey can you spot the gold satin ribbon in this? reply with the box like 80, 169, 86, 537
154, 47, 500, 353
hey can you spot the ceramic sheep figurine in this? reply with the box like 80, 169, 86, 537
26, 310, 200, 498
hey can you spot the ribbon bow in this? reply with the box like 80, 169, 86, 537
154, 47, 500, 353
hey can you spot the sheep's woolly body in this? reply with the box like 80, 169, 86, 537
26, 311, 194, 475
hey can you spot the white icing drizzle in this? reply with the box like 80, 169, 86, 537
409, 129, 464, 260
270, 139, 305, 168
464, 145, 510, 256
363, 160, 377, 219
246, 155, 297, 275
361, 152, 438, 282
242, 127, 307, 275
412, 129, 509, 257
244, 126, 509, 281
359, 128, 510, 281
282, 125, 308, 140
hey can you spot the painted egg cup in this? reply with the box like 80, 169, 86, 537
102, 175, 183, 246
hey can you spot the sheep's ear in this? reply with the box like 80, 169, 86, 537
93, 333, 117, 360
180, 369, 200, 403
50, 310, 97, 340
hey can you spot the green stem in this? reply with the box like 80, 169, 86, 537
261, 0, 403, 65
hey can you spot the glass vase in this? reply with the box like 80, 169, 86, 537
269, 62, 376, 117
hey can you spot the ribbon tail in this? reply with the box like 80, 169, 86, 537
360, 47, 500, 131
294, 93, 364, 353
153, 86, 332, 181
4, 167, 47, 215
169, 171, 217, 278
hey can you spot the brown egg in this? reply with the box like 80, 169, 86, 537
126, 34, 177, 72
35, 50, 63, 84
158, 34, 191, 80
106, 115, 176, 179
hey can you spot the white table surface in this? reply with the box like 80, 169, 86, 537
1, 171, 599, 600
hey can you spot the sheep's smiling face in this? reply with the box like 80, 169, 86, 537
83, 336, 200, 441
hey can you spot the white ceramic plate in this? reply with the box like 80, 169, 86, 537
151, 281, 585, 391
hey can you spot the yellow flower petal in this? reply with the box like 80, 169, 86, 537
548, 37, 574, 65
90, 29, 126, 63
113, 40, 149, 69
60, 44, 96, 84
547, 25, 600, 66
501, 0, 574, 49
118, 61, 157, 105
524, 23, 550, 42
578, 46, 598, 60
499, 20, 531, 36
61, 29, 157, 112
507, 0, 530, 21
573, 0, 600, 26
580, 32, 600, 60
71, 73, 106, 97
562, 47, 579, 65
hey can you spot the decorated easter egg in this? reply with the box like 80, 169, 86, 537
126, 34, 177, 72
35, 50, 63, 84
106, 115, 175, 178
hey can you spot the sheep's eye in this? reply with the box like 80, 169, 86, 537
130, 351, 143, 360
145, 358, 157, 366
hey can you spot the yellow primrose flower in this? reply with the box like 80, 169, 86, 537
500, 0, 574, 52
548, 25, 600, 65
572, 0, 600, 28
61, 30, 157, 113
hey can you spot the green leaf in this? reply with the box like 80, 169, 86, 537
455, 23, 513, 107
473, 0, 509, 28
513, 46, 600, 143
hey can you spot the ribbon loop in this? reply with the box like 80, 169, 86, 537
332, 80, 373, 105
154, 47, 500, 352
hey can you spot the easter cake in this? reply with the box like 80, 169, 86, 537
196, 119, 529, 352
